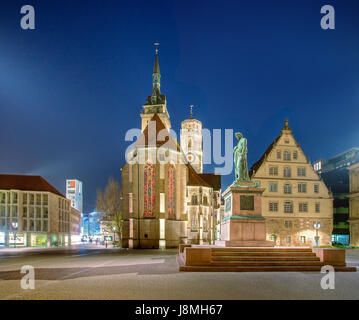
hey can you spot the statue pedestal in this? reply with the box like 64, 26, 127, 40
215, 181, 275, 247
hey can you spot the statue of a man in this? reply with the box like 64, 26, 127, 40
234, 132, 250, 182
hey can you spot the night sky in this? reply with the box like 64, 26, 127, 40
0, 0, 358, 213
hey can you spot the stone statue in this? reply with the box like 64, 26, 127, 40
234, 132, 250, 182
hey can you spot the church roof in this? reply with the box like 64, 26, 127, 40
0, 174, 65, 198
187, 165, 212, 188
134, 113, 180, 151
199, 173, 221, 190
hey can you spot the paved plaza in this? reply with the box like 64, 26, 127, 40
0, 245, 358, 300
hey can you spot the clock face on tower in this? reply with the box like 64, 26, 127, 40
186, 152, 196, 164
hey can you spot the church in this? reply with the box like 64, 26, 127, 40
120, 50, 221, 248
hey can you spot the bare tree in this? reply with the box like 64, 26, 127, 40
96, 177, 122, 244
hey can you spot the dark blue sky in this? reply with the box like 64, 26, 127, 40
0, 0, 358, 213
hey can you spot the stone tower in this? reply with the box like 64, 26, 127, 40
140, 48, 171, 131
181, 106, 203, 173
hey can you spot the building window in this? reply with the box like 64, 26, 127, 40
43, 207, 48, 218
129, 164, 133, 183
36, 207, 41, 218
284, 167, 291, 177
298, 183, 307, 193
191, 216, 197, 231
167, 164, 176, 219
301, 236, 306, 244
192, 194, 198, 205
129, 193, 133, 213
269, 202, 278, 212
277, 151, 281, 159
299, 202, 308, 212
285, 220, 292, 228
286, 236, 291, 244
144, 163, 156, 218
284, 151, 291, 161
314, 184, 319, 193
203, 217, 208, 232
293, 151, 298, 160
0, 192, 5, 204
269, 182, 278, 192
203, 195, 208, 206
23, 193, 27, 205
284, 201, 293, 213
12, 192, 18, 204
297, 167, 306, 177
315, 203, 320, 213
284, 183, 292, 194
36, 194, 41, 205
269, 166, 278, 176
22, 219, 27, 231
43, 194, 48, 205
269, 234, 277, 242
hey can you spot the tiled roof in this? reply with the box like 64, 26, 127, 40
187, 165, 212, 188
199, 173, 221, 190
0, 174, 65, 198
135, 113, 180, 151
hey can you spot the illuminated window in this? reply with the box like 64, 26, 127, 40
301, 236, 306, 244
167, 164, 176, 219
129, 193, 133, 213
144, 163, 156, 218
191, 216, 197, 231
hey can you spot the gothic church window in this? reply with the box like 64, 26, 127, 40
144, 163, 156, 217
168, 164, 176, 219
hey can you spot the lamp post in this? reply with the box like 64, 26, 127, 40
11, 221, 18, 249
313, 221, 321, 247
113, 226, 116, 247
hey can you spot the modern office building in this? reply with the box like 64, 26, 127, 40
313, 148, 359, 245
66, 179, 83, 212
348, 162, 359, 246
249, 119, 333, 247
0, 174, 81, 247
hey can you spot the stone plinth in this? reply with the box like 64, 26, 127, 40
216, 181, 275, 247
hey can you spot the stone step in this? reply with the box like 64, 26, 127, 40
212, 247, 312, 253
211, 256, 320, 262
178, 264, 357, 272
209, 260, 324, 267
212, 251, 317, 257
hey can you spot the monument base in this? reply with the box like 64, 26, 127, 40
215, 240, 275, 247
218, 215, 275, 247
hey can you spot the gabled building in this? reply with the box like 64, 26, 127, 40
0, 174, 81, 247
121, 50, 221, 248
249, 120, 333, 247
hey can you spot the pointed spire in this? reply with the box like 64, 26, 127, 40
152, 43, 161, 98
190, 105, 193, 119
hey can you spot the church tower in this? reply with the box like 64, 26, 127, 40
140, 46, 171, 131
181, 106, 203, 173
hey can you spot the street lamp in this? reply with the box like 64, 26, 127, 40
313, 221, 321, 247
11, 221, 18, 248
113, 226, 116, 247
